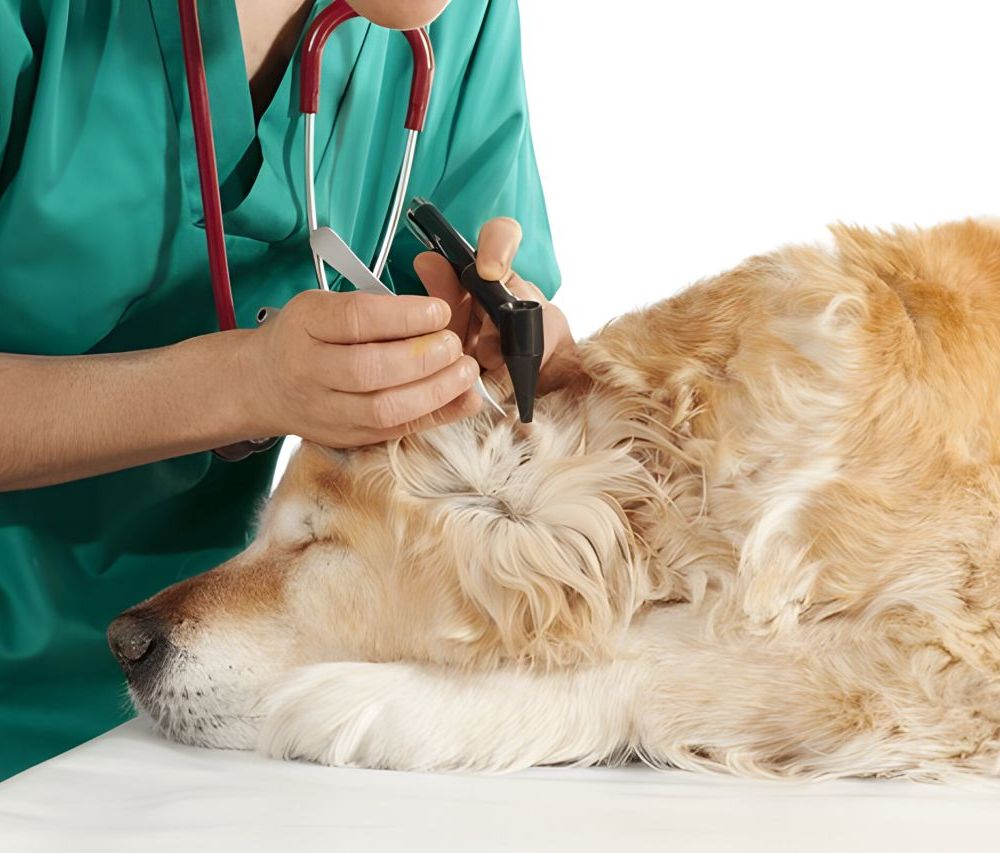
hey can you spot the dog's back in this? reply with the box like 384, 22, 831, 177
578, 220, 1000, 778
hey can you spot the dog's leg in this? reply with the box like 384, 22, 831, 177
631, 607, 1000, 780
254, 657, 644, 772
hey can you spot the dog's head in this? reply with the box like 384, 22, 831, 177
107, 389, 669, 750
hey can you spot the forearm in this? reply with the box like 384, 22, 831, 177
0, 330, 259, 491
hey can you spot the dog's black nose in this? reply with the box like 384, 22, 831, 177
107, 612, 159, 668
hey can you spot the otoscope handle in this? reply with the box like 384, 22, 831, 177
407, 198, 539, 328
406, 198, 476, 276
406, 198, 544, 422
455, 265, 529, 332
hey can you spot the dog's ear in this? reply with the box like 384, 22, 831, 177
394, 430, 654, 666
450, 449, 651, 666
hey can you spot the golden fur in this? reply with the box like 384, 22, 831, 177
114, 219, 1000, 779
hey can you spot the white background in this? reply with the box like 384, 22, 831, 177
278, 0, 1000, 482
519, 0, 1000, 335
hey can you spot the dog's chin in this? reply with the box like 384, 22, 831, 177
126, 652, 271, 751
129, 683, 262, 750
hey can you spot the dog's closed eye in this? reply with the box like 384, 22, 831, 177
261, 498, 324, 550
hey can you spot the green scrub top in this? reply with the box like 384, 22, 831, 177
0, 0, 559, 780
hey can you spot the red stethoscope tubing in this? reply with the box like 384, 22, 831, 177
175, 0, 434, 333
177, 0, 237, 331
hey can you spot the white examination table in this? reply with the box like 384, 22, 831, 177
1, 719, 998, 852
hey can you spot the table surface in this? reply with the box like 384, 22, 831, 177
2, 719, 999, 852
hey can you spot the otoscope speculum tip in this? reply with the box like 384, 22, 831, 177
498, 300, 544, 423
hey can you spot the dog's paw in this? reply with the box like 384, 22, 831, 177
255, 660, 633, 772
254, 661, 529, 772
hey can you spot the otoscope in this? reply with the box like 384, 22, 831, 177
405, 199, 544, 423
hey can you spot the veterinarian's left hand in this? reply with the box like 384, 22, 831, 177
413, 217, 577, 395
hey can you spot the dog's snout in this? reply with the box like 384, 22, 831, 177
107, 612, 161, 670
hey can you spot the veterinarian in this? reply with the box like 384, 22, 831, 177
0, 0, 573, 779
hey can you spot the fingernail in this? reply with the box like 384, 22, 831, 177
427, 300, 448, 325
441, 331, 462, 359
460, 357, 478, 379
428, 332, 460, 362
477, 258, 506, 281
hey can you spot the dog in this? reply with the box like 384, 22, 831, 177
108, 219, 1000, 780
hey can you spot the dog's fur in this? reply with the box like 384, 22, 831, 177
114, 219, 1000, 779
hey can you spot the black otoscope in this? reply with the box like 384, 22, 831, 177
405, 199, 544, 423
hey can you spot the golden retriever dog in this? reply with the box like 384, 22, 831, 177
108, 219, 1000, 780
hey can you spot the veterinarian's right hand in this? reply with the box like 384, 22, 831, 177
237, 290, 483, 446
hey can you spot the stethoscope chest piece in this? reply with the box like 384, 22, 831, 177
211, 435, 281, 463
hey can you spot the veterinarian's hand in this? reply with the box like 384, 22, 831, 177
413, 217, 577, 395
238, 290, 482, 446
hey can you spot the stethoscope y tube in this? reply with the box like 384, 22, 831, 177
176, 0, 434, 460
300, 4, 434, 289
177, 0, 542, 457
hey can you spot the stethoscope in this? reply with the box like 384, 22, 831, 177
176, 0, 542, 461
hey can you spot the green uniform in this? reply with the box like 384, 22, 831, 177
0, 0, 559, 779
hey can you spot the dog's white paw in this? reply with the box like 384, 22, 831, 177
254, 660, 631, 772
254, 662, 531, 772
